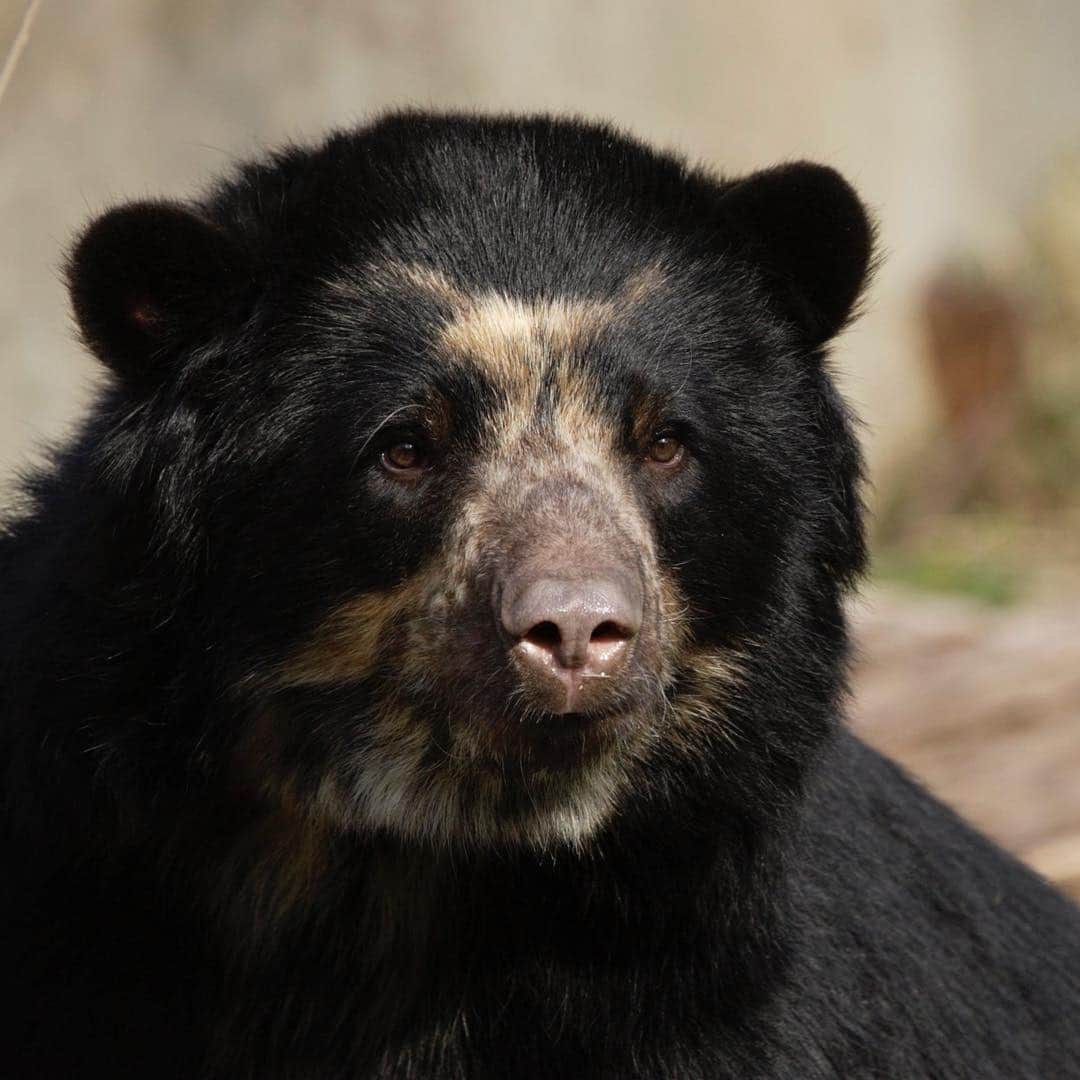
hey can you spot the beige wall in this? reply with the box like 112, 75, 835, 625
3, 0, 1080, 489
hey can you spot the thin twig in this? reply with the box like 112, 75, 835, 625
0, 0, 43, 110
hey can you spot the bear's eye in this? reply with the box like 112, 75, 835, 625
380, 439, 432, 480
646, 433, 684, 469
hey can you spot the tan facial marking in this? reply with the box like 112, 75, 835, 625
667, 644, 747, 753
277, 585, 419, 687
390, 259, 660, 387
438, 290, 609, 389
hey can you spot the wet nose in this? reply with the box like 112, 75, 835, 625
501, 575, 642, 712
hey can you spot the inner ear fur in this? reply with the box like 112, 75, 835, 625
720, 162, 874, 348
67, 201, 254, 382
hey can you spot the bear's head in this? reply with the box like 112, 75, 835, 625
65, 113, 872, 854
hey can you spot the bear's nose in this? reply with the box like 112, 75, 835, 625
500, 575, 642, 713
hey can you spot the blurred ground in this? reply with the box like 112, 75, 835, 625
852, 587, 1080, 900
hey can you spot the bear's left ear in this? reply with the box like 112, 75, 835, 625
719, 162, 874, 348
67, 201, 255, 383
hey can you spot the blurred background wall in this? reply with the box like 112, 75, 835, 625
2, 1, 1080, 891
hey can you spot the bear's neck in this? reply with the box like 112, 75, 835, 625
190, 797, 795, 1070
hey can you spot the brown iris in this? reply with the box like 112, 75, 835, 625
381, 440, 430, 478
646, 433, 684, 468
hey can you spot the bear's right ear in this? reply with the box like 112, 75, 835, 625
67, 201, 254, 382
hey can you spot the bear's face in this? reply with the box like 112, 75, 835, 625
255, 262, 737, 850
66, 115, 872, 852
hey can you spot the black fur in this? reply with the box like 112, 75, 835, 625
2, 111, 1078, 1078
68, 201, 256, 380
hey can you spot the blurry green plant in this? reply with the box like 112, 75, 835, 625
872, 546, 1023, 607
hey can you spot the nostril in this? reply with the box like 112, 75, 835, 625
524, 621, 562, 649
590, 620, 634, 644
